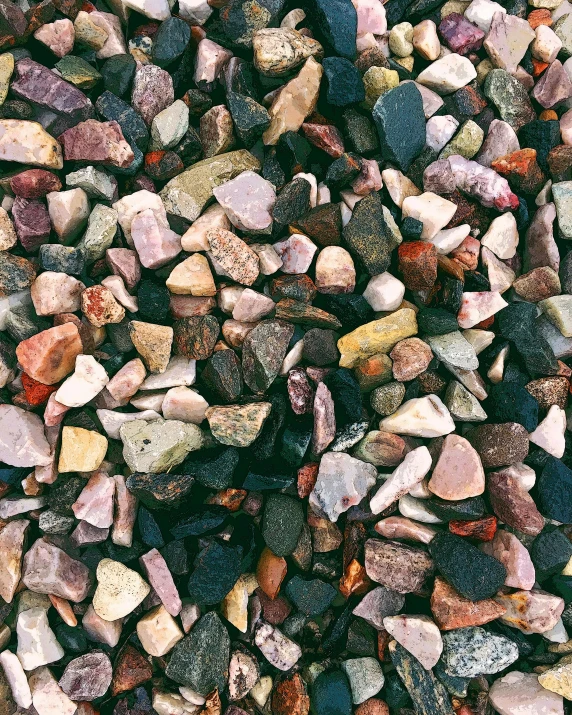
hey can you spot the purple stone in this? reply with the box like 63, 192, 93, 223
12, 197, 51, 252
439, 13, 485, 55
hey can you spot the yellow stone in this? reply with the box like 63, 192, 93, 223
129, 321, 173, 373
166, 254, 216, 296
476, 59, 494, 85
221, 574, 249, 633
337, 308, 418, 368
0, 54, 14, 106
539, 662, 572, 698
441, 0, 470, 16
562, 556, 572, 576
58, 426, 108, 472
394, 56, 414, 72
362, 66, 400, 110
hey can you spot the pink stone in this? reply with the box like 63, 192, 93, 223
112, 474, 137, 548
475, 119, 520, 168
200, 104, 235, 158
352, 0, 387, 35
369, 446, 432, 515
315, 246, 356, 294
457, 291, 508, 328
447, 154, 519, 210
484, 12, 535, 75
194, 38, 233, 91
22, 538, 93, 602
90, 10, 127, 59
287, 367, 314, 415
232, 288, 275, 322
428, 434, 485, 500
212, 171, 276, 232
72, 471, 116, 529
12, 197, 51, 252
390, 337, 433, 382
351, 158, 382, 196
131, 64, 174, 127
481, 530, 535, 590
162, 386, 208, 424
383, 614, 443, 669
31, 272, 85, 316
71, 520, 109, 546
44, 393, 71, 427
33, 19, 75, 58
302, 122, 345, 158
81, 284, 125, 327
131, 208, 182, 269
0, 404, 52, 467
101, 274, 138, 313
439, 12, 484, 54
170, 295, 216, 318
312, 382, 336, 454
82, 604, 122, 646
140, 548, 182, 617
495, 590, 564, 634
524, 202, 559, 273
106, 248, 141, 290
273, 234, 317, 273
374, 516, 437, 544
531, 59, 572, 109
106, 358, 146, 402
489, 671, 565, 715
58, 120, 135, 168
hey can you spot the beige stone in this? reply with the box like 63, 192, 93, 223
0, 120, 63, 169
0, 207, 16, 250
58, 426, 108, 472
129, 320, 173, 373
166, 254, 216, 296
221, 574, 249, 633
93, 558, 150, 621
137, 604, 184, 657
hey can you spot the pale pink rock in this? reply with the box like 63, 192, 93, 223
0, 495, 46, 518
131, 208, 182, 269
315, 246, 356, 294
0, 519, 29, 603
34, 19, 74, 58
55, 354, 109, 408
495, 590, 565, 634
312, 382, 336, 454
22, 538, 92, 602
446, 154, 519, 210
113, 190, 167, 246
351, 158, 383, 196
194, 38, 233, 90
533, 59, 572, 108
34, 424, 58, 484
170, 295, 217, 318
374, 516, 437, 544
352, 0, 387, 34
531, 25, 562, 64
167, 254, 216, 297
232, 288, 275, 322
71, 520, 109, 546
101, 275, 138, 313
31, 272, 85, 316
180, 602, 201, 633
489, 671, 564, 715
481, 530, 535, 590
82, 604, 122, 646
273, 233, 317, 273
29, 667, 76, 715
139, 355, 196, 390
524, 202, 559, 273
0, 404, 51, 467
137, 604, 184, 657
222, 319, 257, 348
370, 446, 432, 515
562, 108, 572, 145
46, 188, 90, 241
106, 247, 141, 290
140, 549, 182, 617
484, 12, 535, 74
0, 650, 32, 708
383, 614, 443, 669
90, 10, 127, 59
428, 434, 485, 500
212, 171, 276, 232
112, 473, 137, 548
413, 19, 440, 60
162, 386, 208, 424
181, 203, 230, 252
425, 115, 459, 153
254, 621, 302, 671
476, 119, 520, 168
457, 291, 508, 329
481, 212, 519, 259
529, 404, 566, 458
72, 471, 116, 529
131, 64, 174, 127
107, 358, 146, 402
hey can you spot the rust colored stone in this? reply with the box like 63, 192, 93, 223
531, 58, 548, 76
444, 190, 491, 235
256, 588, 292, 624
355, 46, 390, 73
16, 323, 83, 385
377, 630, 392, 662
356, 699, 390, 715
111, 644, 153, 696
21, 372, 57, 405
145, 150, 184, 181
339, 558, 370, 598
256, 547, 287, 599
271, 673, 310, 715
290, 203, 342, 247
491, 148, 545, 195
449, 515, 497, 542
526, 376, 569, 410
205, 488, 246, 511
297, 462, 319, 498
548, 145, 572, 177
173, 315, 220, 360
430, 576, 506, 630
540, 109, 558, 120
302, 122, 345, 158
398, 241, 438, 290
528, 8, 552, 28
487, 469, 544, 535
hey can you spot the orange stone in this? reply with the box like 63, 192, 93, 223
355, 699, 390, 715
271, 673, 310, 715
205, 488, 246, 512
21, 373, 58, 405
540, 109, 558, 121
430, 576, 506, 631
449, 515, 497, 542
339, 559, 370, 598
492, 148, 538, 177
297, 462, 319, 498
49, 594, 77, 626
528, 8, 552, 28
256, 547, 287, 599
111, 644, 153, 696
16, 323, 83, 385
532, 58, 549, 76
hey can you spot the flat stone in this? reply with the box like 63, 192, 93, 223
369, 446, 431, 514
120, 418, 202, 473
55, 355, 109, 408
0, 650, 31, 708
253, 27, 323, 76
255, 621, 302, 670
484, 69, 536, 131
430, 576, 506, 631
487, 467, 544, 535
262, 493, 304, 557
379, 395, 455, 437
342, 657, 384, 704
23, 537, 92, 602
490, 671, 565, 715
428, 434, 485, 501
441, 626, 519, 677
17, 607, 64, 670
0, 404, 52, 467
539, 662, 572, 701
496, 589, 564, 634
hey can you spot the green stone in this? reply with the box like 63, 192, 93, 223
262, 493, 304, 556
555, 13, 572, 57
552, 181, 572, 239
120, 418, 203, 473
285, 575, 337, 616
55, 55, 102, 90
484, 69, 536, 131
439, 119, 484, 160
370, 382, 406, 415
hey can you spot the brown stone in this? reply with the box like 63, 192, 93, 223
339, 559, 370, 599
397, 241, 438, 290
256, 588, 292, 624
297, 462, 319, 498
430, 577, 506, 630
271, 673, 310, 715
291, 203, 342, 247
364, 539, 434, 594
355, 699, 390, 715
466, 422, 529, 467
16, 323, 83, 385
487, 469, 544, 536
525, 376, 569, 410
173, 316, 220, 360
390, 337, 433, 382
256, 547, 287, 599
111, 644, 152, 696
513, 266, 561, 302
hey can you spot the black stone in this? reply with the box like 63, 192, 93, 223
318, 293, 374, 331
464, 270, 490, 292
440, 277, 464, 314
311, 671, 353, 715
39, 244, 84, 275
170, 509, 229, 539
100, 54, 136, 97
323, 56, 365, 107
152, 17, 190, 68
341, 108, 379, 154
126, 472, 194, 509
201, 349, 243, 403
184, 88, 213, 117
280, 419, 312, 466
242, 464, 294, 491
251, 392, 287, 461
227, 91, 270, 145
487, 382, 539, 432
138, 506, 164, 549
161, 539, 189, 576
280, 131, 312, 173
325, 152, 362, 189
400, 216, 423, 239
262, 146, 286, 188
302, 328, 339, 366
291, 202, 342, 247
272, 177, 312, 225
518, 120, 560, 172
430, 532, 507, 600
96, 91, 149, 152
346, 618, 376, 655
47, 475, 84, 515
187, 541, 243, 605
537, 457, 572, 523
417, 307, 459, 336
306, 0, 358, 60
531, 528, 572, 581
262, 493, 304, 556
389, 642, 453, 715
56, 623, 88, 652
285, 575, 337, 616
323, 368, 363, 427
137, 280, 170, 322
425, 496, 486, 521
183, 447, 239, 490
498, 302, 558, 376
372, 82, 425, 171
174, 126, 203, 166
219, 0, 286, 48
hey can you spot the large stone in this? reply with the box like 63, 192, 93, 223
242, 320, 294, 392
129, 321, 174, 374
58, 652, 112, 700
29, 667, 76, 715
120, 418, 203, 473
490, 671, 565, 715
22, 538, 92, 602
0, 119, 63, 169
430, 576, 506, 631
253, 27, 323, 76
58, 119, 134, 168
58, 427, 108, 473
369, 446, 432, 514
0, 404, 52, 467
495, 589, 564, 634
428, 434, 485, 500
17, 607, 64, 670
441, 627, 519, 677
92, 559, 150, 621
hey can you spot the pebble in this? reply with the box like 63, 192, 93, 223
17, 607, 64, 670
441, 626, 519, 677
92, 559, 150, 621
495, 589, 565, 634
490, 670, 565, 715
431, 576, 506, 630
365, 538, 434, 593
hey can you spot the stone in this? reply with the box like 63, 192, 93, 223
315, 246, 356, 294
0, 519, 28, 602
59, 120, 134, 169
58, 427, 107, 473
29, 667, 76, 715
310, 451, 377, 522
428, 434, 485, 500
131, 63, 174, 127
457, 291, 508, 329
0, 120, 63, 169
255, 621, 302, 670
481, 212, 519, 259
213, 170, 275, 232
82, 604, 122, 646
342, 658, 384, 704
55, 355, 109, 407
22, 537, 91, 601
383, 615, 443, 670
111, 644, 153, 696
495, 590, 564, 634
0, 404, 51, 467
379, 395, 455, 437
46, 188, 90, 242
487, 467, 544, 535
58, 652, 112, 700
539, 663, 572, 701
262, 493, 304, 556
17, 607, 64, 670
427, 332, 479, 370
529, 404, 566, 458
131, 209, 182, 270
120, 418, 202, 473
484, 69, 536, 131
140, 548, 181, 616
242, 320, 294, 392
430, 577, 506, 630
207, 227, 259, 285
0, 650, 31, 708
194, 38, 233, 90
93, 558, 150, 621
369, 446, 432, 514
365, 539, 434, 593
416, 54, 477, 94
31, 272, 84, 317
206, 403, 272, 447
481, 530, 535, 590
441, 627, 519, 677
253, 27, 323, 76
137, 604, 183, 657
129, 321, 173, 373
489, 671, 565, 715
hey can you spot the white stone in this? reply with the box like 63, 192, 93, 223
0, 404, 52, 467
46, 188, 89, 242
370, 446, 432, 514
113, 190, 168, 246
121, 0, 170, 19
487, 344, 509, 383
363, 272, 405, 311
178, 0, 212, 23
31, 271, 85, 316
55, 354, 109, 407
280, 338, 304, 376
416, 53, 477, 94
162, 386, 208, 424
150, 100, 189, 151
137, 604, 184, 657
273, 234, 317, 273
529, 405, 566, 458
314, 246, 356, 294
481, 212, 519, 259
29, 667, 77, 715
481, 247, 515, 294
429, 224, 470, 254
457, 291, 508, 329
250, 676, 273, 707
532, 25, 562, 63
462, 328, 495, 354
401, 192, 457, 239
489, 671, 564, 715
543, 618, 568, 643
383, 614, 443, 669
153, 691, 199, 715
254, 622, 302, 671
382, 168, 421, 208
140, 356, 196, 390
251, 242, 283, 275
82, 604, 122, 646
426, 115, 459, 152
0, 120, 63, 169
0, 496, 46, 519
232, 288, 275, 322
0, 650, 32, 708
465, 0, 506, 31
93, 558, 151, 621
413, 19, 441, 60
16, 608, 64, 670
379, 395, 455, 437
97, 408, 161, 439
101, 274, 138, 312
399, 494, 444, 523
179, 687, 205, 706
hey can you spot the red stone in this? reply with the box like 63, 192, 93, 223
111, 644, 153, 697
256, 588, 292, 624
271, 673, 310, 715
10, 169, 62, 198
430, 576, 506, 630
449, 515, 497, 541
439, 13, 485, 54
297, 462, 319, 498
11, 197, 51, 252
356, 699, 390, 715
205, 488, 246, 511
491, 148, 545, 195
21, 373, 58, 405
398, 241, 438, 290
528, 8, 552, 28
302, 122, 345, 158
59, 120, 135, 169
